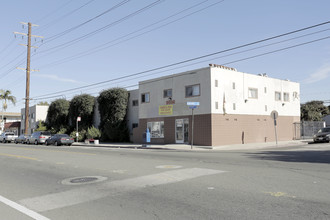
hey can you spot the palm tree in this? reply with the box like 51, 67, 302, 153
0, 90, 16, 132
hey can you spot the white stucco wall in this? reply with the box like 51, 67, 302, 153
138, 67, 212, 119
20, 105, 49, 134
210, 66, 300, 117
127, 89, 139, 130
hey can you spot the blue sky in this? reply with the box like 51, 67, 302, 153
1, 0, 330, 112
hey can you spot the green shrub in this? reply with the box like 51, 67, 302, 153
70, 129, 86, 142
86, 126, 101, 139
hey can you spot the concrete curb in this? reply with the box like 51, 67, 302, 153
71, 140, 312, 151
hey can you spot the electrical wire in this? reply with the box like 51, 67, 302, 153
34, 0, 75, 24
36, 0, 164, 56
36, 0, 96, 34
31, 34, 330, 100
38, 0, 224, 68
43, 0, 131, 42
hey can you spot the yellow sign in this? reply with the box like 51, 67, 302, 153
159, 105, 173, 115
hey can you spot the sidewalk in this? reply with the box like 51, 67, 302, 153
72, 139, 312, 151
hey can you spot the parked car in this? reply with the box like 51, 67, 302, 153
313, 127, 330, 143
45, 134, 74, 146
28, 131, 52, 145
15, 134, 30, 144
0, 132, 18, 143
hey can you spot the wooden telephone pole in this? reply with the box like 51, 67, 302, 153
15, 22, 43, 135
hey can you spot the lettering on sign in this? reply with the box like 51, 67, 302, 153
159, 105, 173, 115
166, 100, 175, 105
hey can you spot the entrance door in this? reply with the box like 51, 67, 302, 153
175, 119, 189, 144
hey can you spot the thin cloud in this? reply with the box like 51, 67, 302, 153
302, 63, 330, 84
32, 73, 84, 84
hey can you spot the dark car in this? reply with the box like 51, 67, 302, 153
15, 134, 30, 144
313, 127, 330, 143
45, 134, 74, 146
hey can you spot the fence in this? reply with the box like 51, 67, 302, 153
294, 121, 326, 139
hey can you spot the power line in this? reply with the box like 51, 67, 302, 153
38, 0, 224, 68
36, 0, 164, 56
36, 0, 96, 34
34, 0, 75, 24
43, 0, 131, 42
31, 33, 330, 100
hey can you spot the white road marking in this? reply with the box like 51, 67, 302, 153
155, 165, 182, 169
20, 168, 226, 212
0, 195, 50, 220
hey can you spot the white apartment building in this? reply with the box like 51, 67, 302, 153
20, 104, 49, 135
130, 64, 300, 146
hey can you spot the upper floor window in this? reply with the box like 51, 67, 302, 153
283, 92, 290, 102
232, 82, 236, 90
132, 100, 139, 106
141, 93, 150, 103
215, 80, 218, 87
185, 84, 200, 97
248, 88, 258, 99
275, 92, 281, 101
163, 89, 172, 98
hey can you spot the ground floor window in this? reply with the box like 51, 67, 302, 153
147, 121, 164, 138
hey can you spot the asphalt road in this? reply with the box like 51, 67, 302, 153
0, 142, 329, 220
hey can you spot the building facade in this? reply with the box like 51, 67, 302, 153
20, 105, 49, 135
0, 112, 21, 134
130, 64, 300, 146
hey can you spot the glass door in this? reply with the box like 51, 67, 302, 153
176, 119, 189, 144
175, 119, 184, 143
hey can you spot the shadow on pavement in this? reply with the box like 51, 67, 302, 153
247, 150, 330, 164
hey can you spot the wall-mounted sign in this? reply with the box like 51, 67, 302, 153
166, 100, 175, 105
159, 105, 173, 115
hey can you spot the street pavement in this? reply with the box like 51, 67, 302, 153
0, 140, 329, 219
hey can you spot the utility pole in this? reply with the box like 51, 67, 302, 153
15, 22, 43, 135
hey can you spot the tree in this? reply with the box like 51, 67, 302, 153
97, 88, 129, 142
38, 101, 49, 106
301, 101, 329, 121
68, 94, 95, 131
46, 99, 70, 132
35, 120, 47, 131
0, 89, 16, 111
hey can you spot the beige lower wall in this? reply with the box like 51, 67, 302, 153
211, 114, 300, 146
133, 114, 300, 146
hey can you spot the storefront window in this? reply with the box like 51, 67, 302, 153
147, 121, 164, 138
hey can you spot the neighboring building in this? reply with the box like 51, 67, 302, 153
0, 112, 21, 133
127, 89, 139, 141
323, 115, 330, 127
4, 121, 20, 135
130, 64, 300, 146
20, 105, 49, 135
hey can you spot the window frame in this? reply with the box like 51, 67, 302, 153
132, 100, 139, 106
248, 88, 258, 99
141, 93, 150, 103
163, 89, 172, 98
185, 84, 201, 98
283, 92, 290, 102
147, 121, 164, 138
275, 91, 282, 101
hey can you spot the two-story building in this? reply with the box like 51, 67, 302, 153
130, 64, 300, 146
20, 104, 49, 135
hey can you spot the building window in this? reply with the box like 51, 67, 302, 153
215, 80, 218, 87
264, 87, 267, 93
185, 84, 200, 97
141, 93, 150, 103
283, 92, 290, 102
232, 82, 236, 90
132, 123, 138, 129
265, 105, 268, 112
215, 102, 218, 109
147, 121, 164, 138
275, 92, 281, 101
248, 88, 258, 99
233, 103, 236, 110
132, 100, 139, 106
163, 89, 172, 98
